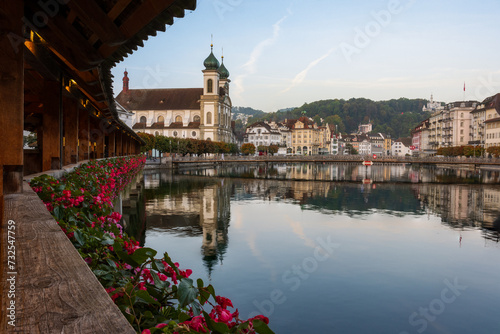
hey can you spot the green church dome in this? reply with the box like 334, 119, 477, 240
218, 58, 230, 79
203, 45, 220, 70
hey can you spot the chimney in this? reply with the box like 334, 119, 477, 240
123, 69, 129, 93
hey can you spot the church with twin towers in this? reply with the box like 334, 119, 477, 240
115, 45, 235, 144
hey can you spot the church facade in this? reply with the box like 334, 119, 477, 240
115, 46, 235, 143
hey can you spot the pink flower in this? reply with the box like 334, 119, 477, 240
141, 330, 151, 334
218, 308, 233, 323
216, 296, 233, 309
250, 314, 269, 325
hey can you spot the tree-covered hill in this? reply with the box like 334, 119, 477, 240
244, 98, 430, 139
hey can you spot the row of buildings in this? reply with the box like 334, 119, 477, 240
243, 119, 412, 156
411, 94, 500, 156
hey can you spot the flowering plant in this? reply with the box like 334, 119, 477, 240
30, 156, 273, 333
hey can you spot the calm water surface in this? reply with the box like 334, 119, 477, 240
131, 163, 500, 334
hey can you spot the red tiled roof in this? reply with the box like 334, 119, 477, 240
484, 117, 500, 124
396, 137, 413, 147
132, 122, 147, 129
150, 122, 165, 129
116, 88, 203, 110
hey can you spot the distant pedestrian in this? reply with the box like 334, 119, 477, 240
221, 153, 224, 160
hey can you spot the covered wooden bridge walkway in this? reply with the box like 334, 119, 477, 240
0, 1, 196, 332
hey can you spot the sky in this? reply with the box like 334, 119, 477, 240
111, 0, 500, 113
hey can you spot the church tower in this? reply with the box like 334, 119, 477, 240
217, 55, 232, 143
122, 69, 129, 93
200, 44, 222, 142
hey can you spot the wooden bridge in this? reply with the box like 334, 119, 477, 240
0, 1, 197, 333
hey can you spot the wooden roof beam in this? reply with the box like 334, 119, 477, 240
119, 0, 176, 37
24, 41, 61, 82
67, 1, 126, 46
25, 3, 104, 71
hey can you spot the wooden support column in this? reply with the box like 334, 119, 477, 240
109, 131, 116, 157
0, 0, 24, 197
63, 97, 78, 165
124, 136, 129, 156
41, 81, 62, 171
95, 125, 105, 159
116, 132, 123, 156
78, 108, 89, 161
135, 141, 141, 155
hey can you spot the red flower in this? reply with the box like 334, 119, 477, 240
216, 296, 233, 309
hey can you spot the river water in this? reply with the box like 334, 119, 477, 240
128, 163, 500, 334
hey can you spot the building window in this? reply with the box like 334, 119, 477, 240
140, 116, 147, 123
193, 115, 200, 122
175, 115, 182, 123
157, 116, 164, 123
173, 131, 178, 137
192, 131, 197, 137
207, 112, 212, 124
207, 79, 213, 93
155, 131, 159, 136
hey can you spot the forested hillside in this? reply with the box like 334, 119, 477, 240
244, 98, 430, 138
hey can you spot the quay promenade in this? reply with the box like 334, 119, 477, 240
145, 155, 500, 169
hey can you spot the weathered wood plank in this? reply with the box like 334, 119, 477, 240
0, 183, 135, 333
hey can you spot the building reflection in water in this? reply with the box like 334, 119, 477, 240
136, 164, 500, 277
142, 170, 230, 278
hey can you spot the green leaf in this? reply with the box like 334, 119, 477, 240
101, 237, 115, 246
93, 269, 108, 277
163, 252, 180, 276
207, 284, 216, 300
73, 230, 85, 247
106, 258, 117, 269
191, 301, 202, 317
53, 206, 63, 220
131, 247, 157, 265
199, 289, 211, 305
151, 259, 165, 273
178, 278, 198, 308
252, 319, 275, 334
178, 311, 191, 323
203, 311, 230, 333
135, 289, 161, 306
196, 278, 204, 288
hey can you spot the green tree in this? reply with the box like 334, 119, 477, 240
138, 132, 155, 153
241, 143, 255, 155
345, 143, 358, 155
487, 146, 500, 157
155, 135, 171, 156
268, 145, 279, 155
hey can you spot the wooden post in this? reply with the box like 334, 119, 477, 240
78, 108, 89, 161
41, 81, 62, 171
63, 97, 78, 165
116, 132, 123, 156
96, 125, 104, 159
0, 0, 24, 196
109, 131, 116, 157
124, 135, 129, 156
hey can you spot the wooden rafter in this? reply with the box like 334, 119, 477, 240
67, 1, 126, 46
